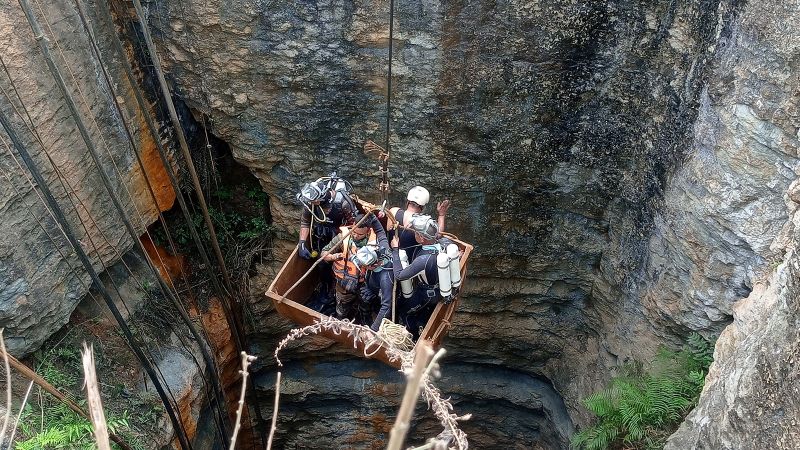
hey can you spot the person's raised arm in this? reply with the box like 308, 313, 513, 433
436, 199, 451, 233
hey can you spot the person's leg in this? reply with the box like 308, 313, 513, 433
335, 284, 357, 320
370, 271, 394, 331
357, 280, 376, 326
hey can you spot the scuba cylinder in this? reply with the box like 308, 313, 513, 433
398, 249, 414, 299
437, 252, 452, 298
446, 243, 461, 288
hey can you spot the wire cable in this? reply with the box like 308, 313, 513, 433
13, 1, 192, 447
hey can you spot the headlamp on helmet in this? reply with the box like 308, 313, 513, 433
297, 182, 326, 204
410, 214, 439, 240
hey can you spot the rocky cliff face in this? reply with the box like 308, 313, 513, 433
3, 0, 799, 447
665, 0, 800, 447
140, 0, 784, 441
0, 0, 174, 356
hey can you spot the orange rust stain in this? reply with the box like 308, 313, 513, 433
140, 235, 188, 286
370, 413, 393, 434
136, 111, 176, 212
353, 369, 380, 379
345, 414, 389, 449
176, 393, 199, 444
198, 298, 259, 449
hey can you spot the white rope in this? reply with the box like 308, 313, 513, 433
377, 319, 414, 352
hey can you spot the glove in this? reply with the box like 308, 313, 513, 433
359, 285, 376, 302
297, 240, 312, 260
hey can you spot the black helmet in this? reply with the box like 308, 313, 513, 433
297, 182, 328, 204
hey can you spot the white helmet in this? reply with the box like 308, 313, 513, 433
354, 246, 378, 267
407, 186, 430, 206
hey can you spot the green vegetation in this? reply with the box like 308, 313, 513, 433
14, 339, 151, 450
571, 333, 715, 450
157, 188, 271, 248
16, 403, 132, 450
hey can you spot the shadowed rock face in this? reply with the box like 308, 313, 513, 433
141, 0, 763, 439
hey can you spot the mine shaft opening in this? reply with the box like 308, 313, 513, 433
141, 110, 274, 447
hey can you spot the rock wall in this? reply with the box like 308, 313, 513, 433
0, 0, 173, 355
2, 0, 799, 447
141, 0, 771, 437
665, 0, 800, 447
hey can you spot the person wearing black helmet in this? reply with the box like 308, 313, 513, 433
296, 175, 358, 259
390, 214, 449, 338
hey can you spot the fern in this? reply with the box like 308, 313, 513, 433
571, 334, 716, 450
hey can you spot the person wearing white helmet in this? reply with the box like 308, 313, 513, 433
385, 186, 451, 250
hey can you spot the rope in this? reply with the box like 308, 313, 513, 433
69, 0, 231, 440
0, 94, 191, 450
377, 319, 414, 352
382, 0, 395, 203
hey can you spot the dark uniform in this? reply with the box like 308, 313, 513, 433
300, 190, 358, 253
360, 251, 394, 331
388, 208, 420, 250
391, 241, 446, 338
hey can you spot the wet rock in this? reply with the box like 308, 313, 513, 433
0, 0, 174, 356
255, 358, 573, 449
146, 0, 750, 430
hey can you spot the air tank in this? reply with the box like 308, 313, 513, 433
437, 252, 452, 298
398, 249, 414, 299
446, 243, 462, 288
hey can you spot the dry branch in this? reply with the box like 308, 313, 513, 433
0, 342, 133, 450
0, 329, 12, 447
229, 351, 257, 450
82, 343, 111, 450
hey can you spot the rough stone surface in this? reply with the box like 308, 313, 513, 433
0, 0, 173, 356
3, 0, 800, 447
665, 254, 800, 449
142, 0, 777, 436
256, 358, 574, 449
663, 2, 800, 446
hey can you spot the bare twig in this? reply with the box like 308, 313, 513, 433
266, 371, 282, 450
0, 344, 133, 449
387, 341, 435, 450
0, 329, 12, 447
7, 380, 34, 446
229, 351, 257, 450
82, 343, 111, 450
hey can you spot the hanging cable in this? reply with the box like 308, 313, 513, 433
381, 0, 396, 203
106, 1, 266, 442
69, 0, 232, 440
0, 101, 191, 450
129, 0, 247, 357
13, 1, 192, 447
